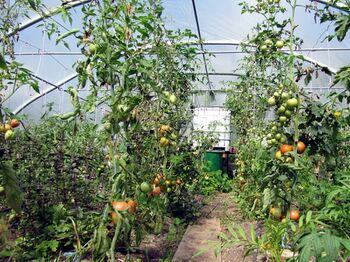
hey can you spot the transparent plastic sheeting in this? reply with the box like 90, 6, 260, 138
4, 0, 350, 119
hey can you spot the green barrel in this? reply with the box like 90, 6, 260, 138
204, 150, 223, 171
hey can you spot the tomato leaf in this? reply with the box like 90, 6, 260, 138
56, 29, 79, 45
30, 81, 40, 93
306, 211, 312, 224
0, 53, 7, 69
334, 14, 350, 41
1, 161, 23, 212
28, 0, 37, 10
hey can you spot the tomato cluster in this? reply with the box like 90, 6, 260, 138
266, 84, 300, 147
270, 207, 300, 221
259, 38, 284, 53
275, 141, 306, 163
139, 174, 182, 198
159, 124, 178, 148
0, 119, 20, 141
110, 199, 138, 224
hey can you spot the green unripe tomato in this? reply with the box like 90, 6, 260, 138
88, 43, 98, 54
277, 106, 286, 114
264, 39, 273, 46
284, 110, 292, 118
260, 45, 268, 52
275, 40, 284, 49
273, 92, 280, 98
5, 130, 14, 140
140, 182, 151, 193
267, 97, 276, 106
275, 133, 282, 140
286, 98, 298, 108
279, 116, 287, 123
168, 94, 177, 104
281, 92, 289, 100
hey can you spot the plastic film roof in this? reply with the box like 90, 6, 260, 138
4, 0, 350, 120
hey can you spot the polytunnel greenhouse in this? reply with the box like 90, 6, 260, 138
0, 0, 350, 261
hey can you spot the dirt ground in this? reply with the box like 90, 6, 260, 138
200, 192, 259, 262
118, 192, 259, 262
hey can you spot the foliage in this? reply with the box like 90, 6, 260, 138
199, 169, 232, 196
218, 220, 286, 261
0, 119, 104, 259
0, 161, 22, 212
295, 230, 350, 262
222, 1, 350, 261
299, 95, 341, 157
317, 170, 350, 237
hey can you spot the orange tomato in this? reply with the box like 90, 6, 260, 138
153, 177, 160, 185
275, 150, 282, 160
270, 207, 282, 219
290, 209, 300, 221
2, 124, 12, 132
112, 201, 129, 211
127, 200, 138, 214
280, 144, 293, 154
152, 186, 162, 196
297, 141, 306, 154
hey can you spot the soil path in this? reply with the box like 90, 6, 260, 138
172, 192, 256, 262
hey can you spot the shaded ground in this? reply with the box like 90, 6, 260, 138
113, 217, 187, 262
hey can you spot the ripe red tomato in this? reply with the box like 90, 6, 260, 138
280, 144, 293, 154
290, 209, 300, 221
10, 119, 20, 128
112, 201, 129, 211
297, 141, 306, 154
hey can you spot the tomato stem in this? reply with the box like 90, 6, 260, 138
288, 0, 300, 147
110, 214, 122, 262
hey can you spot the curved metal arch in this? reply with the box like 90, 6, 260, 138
311, 0, 350, 13
9, 1, 341, 114
6, 0, 347, 40
13, 38, 338, 114
199, 40, 337, 74
6, 0, 91, 38
5, 1, 339, 75
13, 73, 79, 115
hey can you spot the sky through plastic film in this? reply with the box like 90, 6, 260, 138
5, 0, 350, 119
